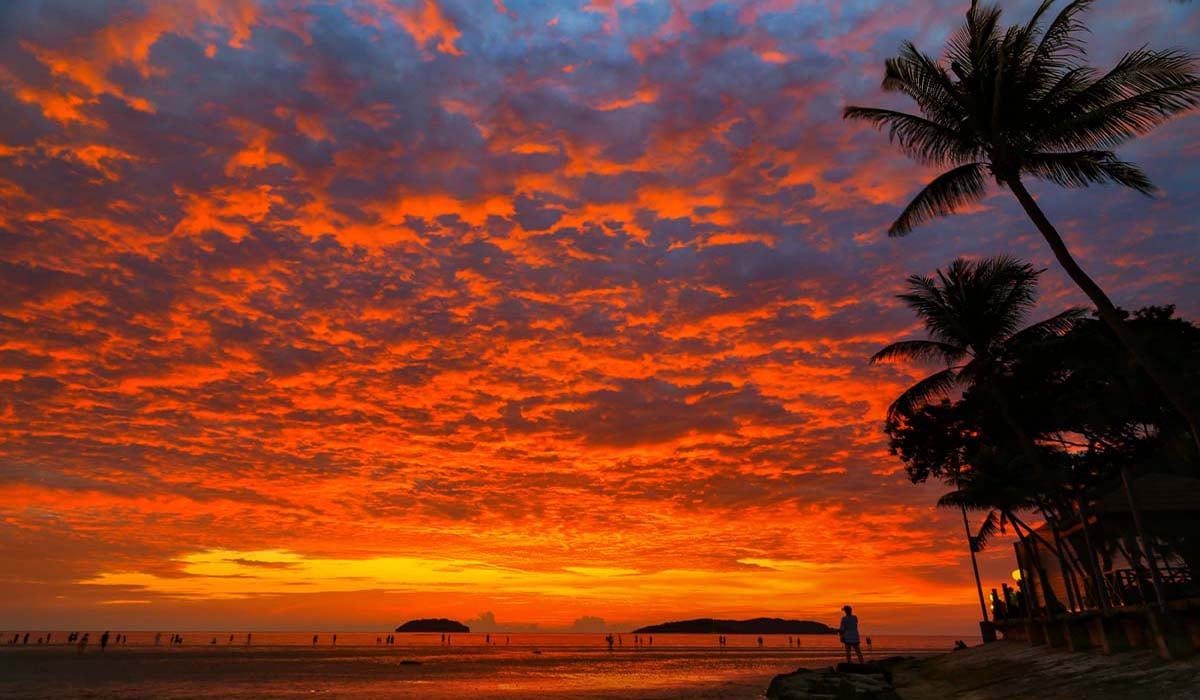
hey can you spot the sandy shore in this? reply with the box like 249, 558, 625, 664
0, 643, 839, 699
892, 641, 1200, 699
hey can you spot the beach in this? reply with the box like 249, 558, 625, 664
891, 640, 1200, 700
0, 633, 956, 699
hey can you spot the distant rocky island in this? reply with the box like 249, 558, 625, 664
394, 618, 470, 633
633, 617, 837, 634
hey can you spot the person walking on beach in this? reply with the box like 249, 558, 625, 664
100, 631, 110, 651
77, 633, 89, 654
839, 605, 863, 664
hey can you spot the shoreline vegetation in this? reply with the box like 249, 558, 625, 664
633, 618, 837, 634
766, 641, 1200, 699
394, 618, 470, 633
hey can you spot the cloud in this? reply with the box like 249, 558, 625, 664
0, 0, 1196, 634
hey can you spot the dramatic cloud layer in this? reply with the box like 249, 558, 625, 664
1, 0, 1196, 634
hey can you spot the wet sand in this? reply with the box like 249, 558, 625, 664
0, 643, 853, 700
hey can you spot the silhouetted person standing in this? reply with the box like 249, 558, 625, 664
100, 631, 110, 651
839, 605, 863, 664
312, 635, 318, 646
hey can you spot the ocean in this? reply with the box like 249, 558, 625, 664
0, 632, 969, 699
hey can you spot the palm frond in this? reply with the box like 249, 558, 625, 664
982, 256, 1041, 337
973, 510, 1001, 551
1034, 65, 1097, 115
1043, 48, 1200, 149
937, 489, 966, 509
886, 368, 960, 421
936, 487, 997, 512
889, 163, 989, 236
948, 2, 1004, 78
897, 273, 967, 346
1030, 0, 1093, 73
881, 43, 970, 127
871, 340, 966, 365
1005, 307, 1088, 348
842, 107, 980, 165
1022, 150, 1154, 194
1021, 0, 1060, 41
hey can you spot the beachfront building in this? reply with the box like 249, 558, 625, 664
989, 474, 1200, 659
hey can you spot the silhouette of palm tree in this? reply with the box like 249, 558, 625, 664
872, 256, 1080, 425
845, 0, 1200, 451
874, 256, 1082, 614
938, 448, 1065, 615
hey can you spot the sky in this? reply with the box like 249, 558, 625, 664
0, 0, 1197, 636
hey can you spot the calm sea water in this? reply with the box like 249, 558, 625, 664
0, 632, 968, 699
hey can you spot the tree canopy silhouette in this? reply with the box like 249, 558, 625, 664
845, 0, 1200, 451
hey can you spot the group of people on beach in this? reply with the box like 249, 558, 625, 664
62, 630, 125, 653
8, 632, 47, 645
14, 609, 874, 659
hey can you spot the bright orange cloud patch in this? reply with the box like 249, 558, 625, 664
0, 0, 1196, 636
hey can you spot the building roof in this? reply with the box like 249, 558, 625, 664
1094, 473, 1200, 514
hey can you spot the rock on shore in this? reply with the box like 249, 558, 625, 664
767, 660, 910, 700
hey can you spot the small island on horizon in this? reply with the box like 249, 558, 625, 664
394, 618, 470, 633
633, 617, 837, 635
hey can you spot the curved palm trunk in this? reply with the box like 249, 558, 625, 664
987, 382, 1085, 611
960, 502, 990, 622
1010, 524, 1036, 621
1009, 515, 1061, 615
1006, 177, 1200, 456
1046, 514, 1082, 612
1008, 513, 1063, 614
1077, 495, 1111, 613
1121, 466, 1169, 613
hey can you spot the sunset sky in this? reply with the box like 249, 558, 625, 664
1, 0, 1197, 636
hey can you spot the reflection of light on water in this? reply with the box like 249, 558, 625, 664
0, 633, 965, 700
